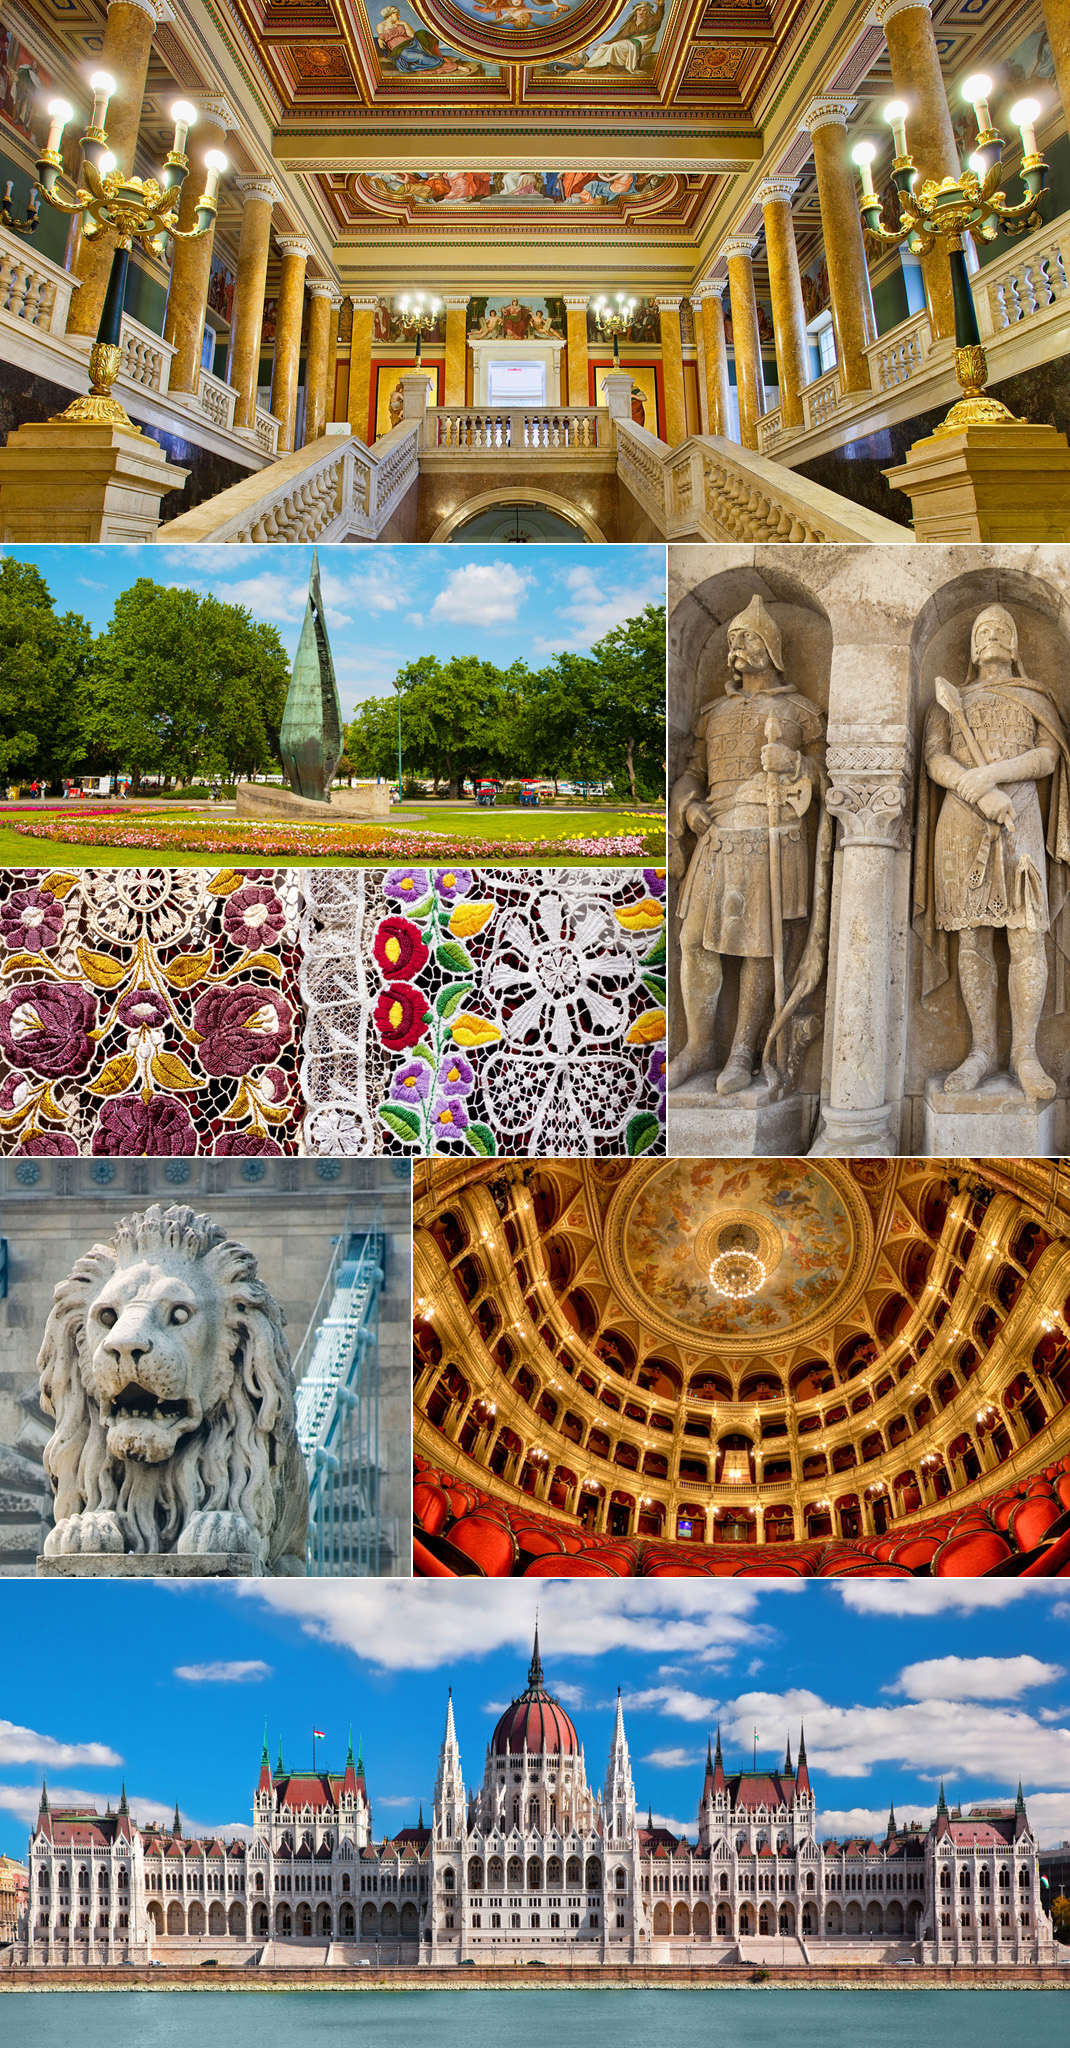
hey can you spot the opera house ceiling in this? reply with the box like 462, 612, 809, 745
414, 1158, 1070, 1578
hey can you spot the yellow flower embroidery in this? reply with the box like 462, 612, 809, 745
388, 999, 405, 1031
449, 901, 494, 939
615, 898, 665, 932
384, 934, 403, 966
437, 1104, 455, 1124
450, 1013, 502, 1047
626, 1009, 666, 1044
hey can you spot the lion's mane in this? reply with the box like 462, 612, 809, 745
38, 1203, 308, 1572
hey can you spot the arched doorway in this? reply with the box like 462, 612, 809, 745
692, 1901, 710, 1936
208, 1901, 225, 1935
187, 1901, 205, 1936
431, 489, 607, 543
166, 1901, 185, 1935
229, 1902, 246, 1937
297, 1903, 312, 1938
672, 1901, 690, 1934
652, 1901, 670, 1935
361, 1902, 377, 1937
275, 1903, 292, 1936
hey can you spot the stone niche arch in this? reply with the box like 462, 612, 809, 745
667, 560, 834, 1153
904, 565, 1070, 1151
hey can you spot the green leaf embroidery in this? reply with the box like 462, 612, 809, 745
642, 972, 667, 1004
644, 928, 667, 967
436, 939, 475, 974
435, 981, 473, 1020
466, 1121, 497, 1158
409, 1042, 437, 1067
379, 1105, 421, 1142
626, 1111, 661, 1157
408, 896, 434, 919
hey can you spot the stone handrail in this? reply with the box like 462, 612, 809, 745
196, 366, 237, 431
0, 222, 78, 336
975, 212, 1070, 336
253, 406, 281, 456
615, 420, 907, 541
757, 405, 784, 455
117, 313, 175, 394
865, 307, 933, 392
425, 405, 609, 450
161, 421, 419, 542
803, 365, 841, 430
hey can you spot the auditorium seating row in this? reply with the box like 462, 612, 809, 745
413, 1454, 1070, 1578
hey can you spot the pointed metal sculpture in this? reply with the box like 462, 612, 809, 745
279, 548, 343, 802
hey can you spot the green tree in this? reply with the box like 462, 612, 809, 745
392, 657, 513, 798
82, 580, 289, 788
0, 556, 93, 786
1052, 1891, 1070, 1944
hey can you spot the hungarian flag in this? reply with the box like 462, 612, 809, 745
313, 1728, 326, 1740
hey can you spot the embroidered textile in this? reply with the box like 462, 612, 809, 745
300, 867, 667, 1157
0, 869, 302, 1155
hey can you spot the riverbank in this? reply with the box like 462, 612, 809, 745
3, 1963, 1067, 1991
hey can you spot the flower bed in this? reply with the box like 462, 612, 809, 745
6, 811, 655, 861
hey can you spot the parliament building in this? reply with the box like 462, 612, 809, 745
17, 1631, 1057, 1969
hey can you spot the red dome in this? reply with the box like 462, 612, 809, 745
491, 1631, 579, 1756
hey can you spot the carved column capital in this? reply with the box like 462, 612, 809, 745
723, 236, 758, 263
825, 729, 914, 848
800, 97, 857, 136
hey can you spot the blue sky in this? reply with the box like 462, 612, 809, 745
2, 1581, 1069, 1862
7, 544, 666, 722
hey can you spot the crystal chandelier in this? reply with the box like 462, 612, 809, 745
708, 1223, 767, 1303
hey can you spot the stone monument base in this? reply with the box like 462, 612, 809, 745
0, 419, 188, 543
885, 422, 1070, 542
37, 1552, 261, 1579
235, 782, 389, 822
923, 1073, 1057, 1158
668, 1078, 816, 1157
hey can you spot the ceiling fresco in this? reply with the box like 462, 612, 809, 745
359, 168, 677, 209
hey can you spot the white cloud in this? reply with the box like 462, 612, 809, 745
714, 1686, 1070, 1788
836, 1582, 1068, 1618
0, 1720, 120, 1769
622, 1686, 719, 1723
430, 562, 531, 626
531, 561, 665, 655
818, 1793, 1070, 1848
649, 1811, 695, 1838
173, 1661, 272, 1684
0, 1781, 252, 1841
889, 1656, 1064, 1702
642, 1747, 701, 1770
377, 1795, 418, 1808
236, 1582, 796, 1674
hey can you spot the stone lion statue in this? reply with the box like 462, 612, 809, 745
38, 1203, 308, 1575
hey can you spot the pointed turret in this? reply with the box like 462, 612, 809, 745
39, 1780, 49, 1814
116, 1781, 133, 1842
275, 1737, 285, 1778
795, 1725, 810, 1798
418, 1804, 424, 1830
713, 1723, 726, 1795
342, 1725, 358, 1799
119, 1783, 129, 1815
783, 1734, 793, 1775
605, 1686, 636, 1842
703, 1736, 714, 1796
529, 1619, 544, 1690
887, 1800, 897, 1839
258, 1723, 273, 1796
937, 1782, 948, 1816
172, 1801, 183, 1840
1014, 1780, 1029, 1837
35, 1780, 53, 1844
434, 1684, 465, 1838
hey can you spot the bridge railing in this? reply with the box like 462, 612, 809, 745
294, 1208, 387, 1577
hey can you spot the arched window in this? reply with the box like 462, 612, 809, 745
488, 1858, 504, 1889
615, 1867, 626, 1891
443, 1868, 455, 1891
566, 1857, 582, 1887
585, 1857, 601, 1891
527, 1858, 543, 1891
507, 1857, 523, 1889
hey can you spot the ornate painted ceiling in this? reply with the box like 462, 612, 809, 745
15, 0, 1057, 290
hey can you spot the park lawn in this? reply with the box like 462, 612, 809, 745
0, 802, 664, 869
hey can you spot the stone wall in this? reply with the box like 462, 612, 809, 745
0, 1159, 412, 1575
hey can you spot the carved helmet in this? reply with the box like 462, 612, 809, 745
726, 593, 784, 671
969, 603, 1021, 673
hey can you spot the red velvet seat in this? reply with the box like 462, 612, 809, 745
447, 1511, 518, 1578
522, 1554, 636, 1576
1010, 1493, 1061, 1551
889, 1536, 942, 1568
933, 1527, 1012, 1575
413, 1480, 453, 1536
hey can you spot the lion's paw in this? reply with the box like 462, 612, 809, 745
176, 1511, 263, 1560
44, 1512, 126, 1557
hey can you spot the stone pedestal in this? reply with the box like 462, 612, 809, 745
0, 421, 188, 541
923, 1074, 1057, 1157
37, 1552, 260, 1578
235, 781, 390, 822
886, 423, 1070, 540
602, 369, 635, 422
668, 1080, 815, 1157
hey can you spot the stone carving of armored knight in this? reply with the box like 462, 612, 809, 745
667, 595, 833, 1098
914, 603, 1070, 1103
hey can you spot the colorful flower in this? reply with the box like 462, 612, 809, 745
374, 982, 431, 1053
0, 983, 97, 1080
192, 985, 294, 1077
0, 888, 64, 954
430, 1093, 469, 1133
434, 868, 473, 904
222, 885, 286, 952
91, 1094, 197, 1156
643, 868, 667, 897
390, 1059, 433, 1105
615, 897, 665, 932
437, 1050, 475, 1097
626, 1009, 666, 1045
648, 1047, 667, 1093
449, 900, 494, 940
449, 1012, 502, 1048
117, 989, 169, 1032
21, 1132, 79, 1155
260, 1065, 290, 1106
383, 868, 430, 904
373, 916, 429, 980
215, 1133, 282, 1156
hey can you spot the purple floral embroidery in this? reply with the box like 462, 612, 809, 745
214, 1132, 282, 1156
193, 986, 294, 1078
390, 1060, 433, 1105
430, 1093, 469, 1134
117, 989, 169, 1032
436, 1050, 474, 1097
0, 888, 64, 954
643, 868, 667, 898
91, 1095, 197, 1156
382, 868, 430, 906
433, 868, 473, 904
0, 983, 97, 1079
223, 885, 286, 952
21, 1132, 79, 1155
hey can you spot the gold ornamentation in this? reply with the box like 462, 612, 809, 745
50, 343, 136, 428
930, 346, 1020, 434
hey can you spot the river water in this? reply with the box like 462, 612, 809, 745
0, 1989, 1067, 2048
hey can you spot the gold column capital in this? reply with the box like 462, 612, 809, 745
654, 294, 683, 310
276, 236, 314, 261
562, 294, 590, 309
692, 280, 727, 304
307, 279, 339, 299
182, 94, 238, 133
442, 294, 471, 310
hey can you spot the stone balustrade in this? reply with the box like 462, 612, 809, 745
162, 420, 420, 542
425, 405, 608, 450
975, 215, 1070, 336
116, 313, 176, 393
865, 308, 934, 392
0, 223, 79, 336
194, 366, 237, 432
622, 426, 905, 541
253, 406, 281, 456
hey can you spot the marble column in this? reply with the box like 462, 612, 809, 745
325, 294, 343, 422
226, 177, 278, 431
874, 0, 959, 339
724, 236, 763, 449
347, 294, 377, 442
694, 282, 731, 437
564, 294, 590, 407
656, 296, 687, 445
443, 295, 470, 406
1042, 0, 1070, 129
270, 236, 311, 452
303, 280, 336, 441
162, 97, 231, 395
66, 0, 160, 337
758, 179, 809, 428
691, 298, 709, 433
801, 97, 877, 392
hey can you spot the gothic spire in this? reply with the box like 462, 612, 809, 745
119, 1783, 128, 1815
39, 1780, 49, 1813
937, 1782, 948, 1816
783, 1734, 793, 1774
172, 1801, 182, 1839
528, 1615, 544, 1689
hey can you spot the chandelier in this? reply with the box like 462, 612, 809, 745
708, 1223, 767, 1303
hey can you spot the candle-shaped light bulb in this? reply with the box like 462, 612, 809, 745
202, 149, 227, 203
962, 73, 993, 134
1010, 97, 1041, 156
98, 151, 117, 176
967, 153, 986, 178
883, 99, 909, 158
88, 71, 116, 133
45, 99, 73, 154
170, 100, 197, 156
852, 140, 877, 198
